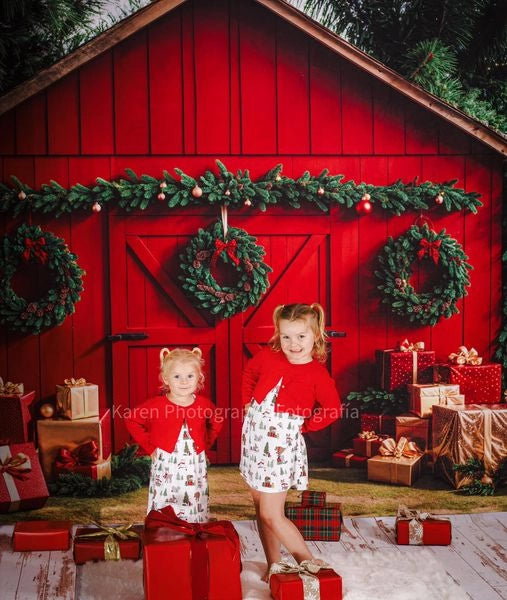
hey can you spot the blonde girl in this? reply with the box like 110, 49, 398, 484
240, 303, 341, 579
125, 347, 222, 522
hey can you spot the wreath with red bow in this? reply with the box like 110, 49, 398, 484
179, 221, 271, 318
0, 223, 85, 334
375, 224, 472, 326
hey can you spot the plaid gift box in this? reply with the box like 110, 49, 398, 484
285, 498, 341, 541
301, 490, 326, 507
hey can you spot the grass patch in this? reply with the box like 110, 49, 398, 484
1, 465, 505, 524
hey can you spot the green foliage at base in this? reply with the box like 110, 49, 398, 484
48, 444, 150, 498
453, 457, 507, 496
346, 387, 408, 415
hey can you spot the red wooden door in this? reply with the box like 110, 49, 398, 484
108, 214, 230, 462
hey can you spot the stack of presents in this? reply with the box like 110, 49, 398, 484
332, 340, 506, 489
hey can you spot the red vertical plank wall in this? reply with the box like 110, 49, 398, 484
0, 0, 503, 456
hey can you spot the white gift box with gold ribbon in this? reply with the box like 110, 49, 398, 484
407, 383, 462, 418
56, 378, 99, 420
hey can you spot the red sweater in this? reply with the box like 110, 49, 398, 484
124, 394, 223, 455
242, 347, 341, 432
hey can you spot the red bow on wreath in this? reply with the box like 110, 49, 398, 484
23, 237, 48, 264
54, 440, 99, 469
417, 238, 441, 265
211, 238, 240, 268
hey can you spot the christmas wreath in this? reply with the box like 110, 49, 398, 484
179, 221, 271, 318
0, 223, 85, 334
375, 224, 472, 326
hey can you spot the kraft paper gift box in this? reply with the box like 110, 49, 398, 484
395, 413, 431, 454
74, 525, 142, 564
37, 409, 111, 481
395, 506, 452, 546
0, 442, 49, 513
433, 363, 502, 404
269, 561, 342, 600
0, 389, 35, 444
13, 520, 73, 551
143, 505, 242, 600
360, 413, 396, 437
432, 403, 507, 489
367, 437, 423, 486
332, 449, 368, 468
285, 492, 342, 541
407, 384, 462, 418
56, 378, 99, 420
376, 345, 435, 391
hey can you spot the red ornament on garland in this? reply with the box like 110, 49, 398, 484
317, 187, 325, 196
244, 198, 252, 207
435, 193, 444, 205
356, 195, 372, 215
157, 193, 166, 201
92, 202, 102, 213
18, 190, 26, 200
192, 185, 203, 198
159, 181, 167, 190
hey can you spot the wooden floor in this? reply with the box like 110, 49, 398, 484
0, 512, 505, 599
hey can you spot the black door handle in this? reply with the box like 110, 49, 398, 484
327, 330, 346, 338
106, 333, 149, 342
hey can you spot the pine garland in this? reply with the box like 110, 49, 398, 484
452, 457, 507, 496
48, 444, 151, 497
0, 160, 482, 217
346, 387, 408, 415
494, 245, 507, 387
375, 224, 472, 326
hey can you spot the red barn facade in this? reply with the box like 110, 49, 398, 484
0, 0, 505, 462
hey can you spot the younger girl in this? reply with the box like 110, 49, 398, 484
240, 303, 341, 579
125, 347, 222, 522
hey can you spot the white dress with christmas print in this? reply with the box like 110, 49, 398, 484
240, 378, 308, 493
148, 421, 208, 522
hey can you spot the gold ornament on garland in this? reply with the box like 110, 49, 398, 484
39, 403, 55, 418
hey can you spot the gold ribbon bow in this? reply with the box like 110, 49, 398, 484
379, 437, 422, 458
397, 505, 449, 545
74, 523, 139, 561
0, 452, 31, 479
0, 380, 24, 395
358, 430, 379, 441
63, 377, 87, 386
448, 346, 482, 366
398, 339, 425, 352
269, 560, 332, 598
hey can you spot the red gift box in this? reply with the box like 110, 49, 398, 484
269, 563, 342, 600
55, 456, 111, 480
332, 449, 368, 468
376, 348, 435, 391
143, 505, 242, 600
0, 390, 36, 444
13, 520, 72, 551
284, 503, 341, 541
0, 442, 49, 513
353, 434, 388, 457
433, 363, 502, 404
73, 525, 141, 564
360, 413, 396, 437
396, 507, 451, 545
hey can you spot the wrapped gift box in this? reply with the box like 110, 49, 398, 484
408, 383, 462, 417
352, 433, 388, 457
56, 380, 99, 420
143, 506, 242, 600
269, 563, 342, 600
433, 363, 501, 404
395, 414, 431, 454
0, 390, 36, 444
37, 409, 111, 481
360, 413, 396, 437
367, 454, 422, 486
13, 520, 72, 551
395, 507, 451, 545
285, 498, 341, 541
0, 442, 49, 513
55, 455, 111, 480
332, 449, 368, 469
376, 348, 435, 391
432, 403, 507, 489
74, 525, 141, 564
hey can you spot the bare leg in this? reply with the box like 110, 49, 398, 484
249, 487, 282, 581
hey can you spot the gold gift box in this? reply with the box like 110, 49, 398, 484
408, 384, 462, 418
395, 413, 431, 454
56, 382, 99, 420
367, 454, 422, 486
432, 403, 507, 489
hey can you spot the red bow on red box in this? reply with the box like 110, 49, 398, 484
54, 440, 99, 469
211, 238, 240, 268
417, 238, 441, 264
23, 237, 48, 264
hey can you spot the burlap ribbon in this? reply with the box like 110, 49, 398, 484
379, 437, 422, 458
448, 346, 482, 366
0, 447, 32, 512
0, 379, 24, 395
74, 523, 139, 561
269, 560, 332, 599
397, 505, 450, 545
54, 440, 99, 468
63, 377, 87, 386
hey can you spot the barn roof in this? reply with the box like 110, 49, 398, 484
0, 0, 505, 156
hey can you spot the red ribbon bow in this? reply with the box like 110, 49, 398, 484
145, 505, 241, 600
417, 238, 441, 264
0, 452, 31, 480
211, 238, 240, 268
23, 237, 48, 264
55, 440, 99, 469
